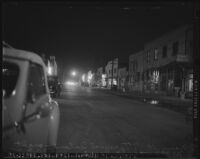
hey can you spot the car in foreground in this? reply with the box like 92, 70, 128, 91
2, 44, 60, 153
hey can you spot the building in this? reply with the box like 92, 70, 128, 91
87, 70, 93, 87
143, 24, 193, 98
49, 56, 58, 76
41, 54, 58, 77
118, 63, 129, 91
105, 58, 118, 88
129, 51, 144, 92
96, 67, 106, 87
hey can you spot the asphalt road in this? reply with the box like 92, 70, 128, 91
55, 85, 193, 156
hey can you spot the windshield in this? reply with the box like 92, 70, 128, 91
2, 61, 19, 98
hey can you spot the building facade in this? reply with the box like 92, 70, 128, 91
96, 67, 106, 87
143, 24, 193, 98
129, 51, 144, 92
118, 66, 128, 91
105, 58, 118, 88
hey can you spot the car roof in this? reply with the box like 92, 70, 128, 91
3, 47, 45, 66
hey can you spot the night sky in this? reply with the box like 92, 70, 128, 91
2, 1, 194, 79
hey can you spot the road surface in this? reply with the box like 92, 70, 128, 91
55, 85, 193, 156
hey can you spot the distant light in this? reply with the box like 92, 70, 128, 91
82, 74, 85, 82
102, 74, 106, 79
2, 69, 8, 73
123, 7, 131, 10
87, 73, 93, 83
12, 90, 16, 96
72, 71, 76, 76
48, 66, 52, 75
65, 81, 77, 86
150, 100, 159, 105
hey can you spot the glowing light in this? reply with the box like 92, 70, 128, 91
113, 79, 117, 85
150, 100, 159, 105
102, 74, 106, 79
82, 74, 85, 82
2, 69, 8, 73
48, 66, 52, 75
71, 71, 76, 76
65, 81, 77, 86
12, 90, 16, 96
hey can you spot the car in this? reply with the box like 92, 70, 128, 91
2, 44, 60, 153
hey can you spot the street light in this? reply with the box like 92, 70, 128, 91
71, 71, 76, 76
48, 66, 52, 75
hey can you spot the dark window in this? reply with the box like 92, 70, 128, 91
136, 72, 140, 82
172, 41, 179, 56
162, 46, 167, 58
114, 68, 116, 73
154, 48, 158, 60
27, 63, 46, 100
3, 62, 19, 98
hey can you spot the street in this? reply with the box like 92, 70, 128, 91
55, 85, 193, 156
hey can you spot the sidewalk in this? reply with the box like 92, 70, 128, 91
95, 87, 193, 116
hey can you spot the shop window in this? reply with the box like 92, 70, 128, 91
154, 48, 158, 60
152, 70, 159, 83
188, 74, 193, 92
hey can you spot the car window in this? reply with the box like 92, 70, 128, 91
2, 61, 19, 98
27, 63, 46, 100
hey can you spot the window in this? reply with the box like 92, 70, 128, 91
154, 48, 158, 60
27, 63, 46, 100
3, 62, 19, 98
162, 46, 167, 58
172, 41, 179, 56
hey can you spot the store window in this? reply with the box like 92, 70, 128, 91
188, 74, 193, 92
154, 48, 158, 60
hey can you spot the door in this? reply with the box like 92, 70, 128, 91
23, 62, 50, 149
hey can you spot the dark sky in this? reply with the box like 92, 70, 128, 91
2, 1, 194, 78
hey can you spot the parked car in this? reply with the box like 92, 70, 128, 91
2, 45, 60, 153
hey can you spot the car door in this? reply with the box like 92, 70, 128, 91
23, 62, 51, 149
